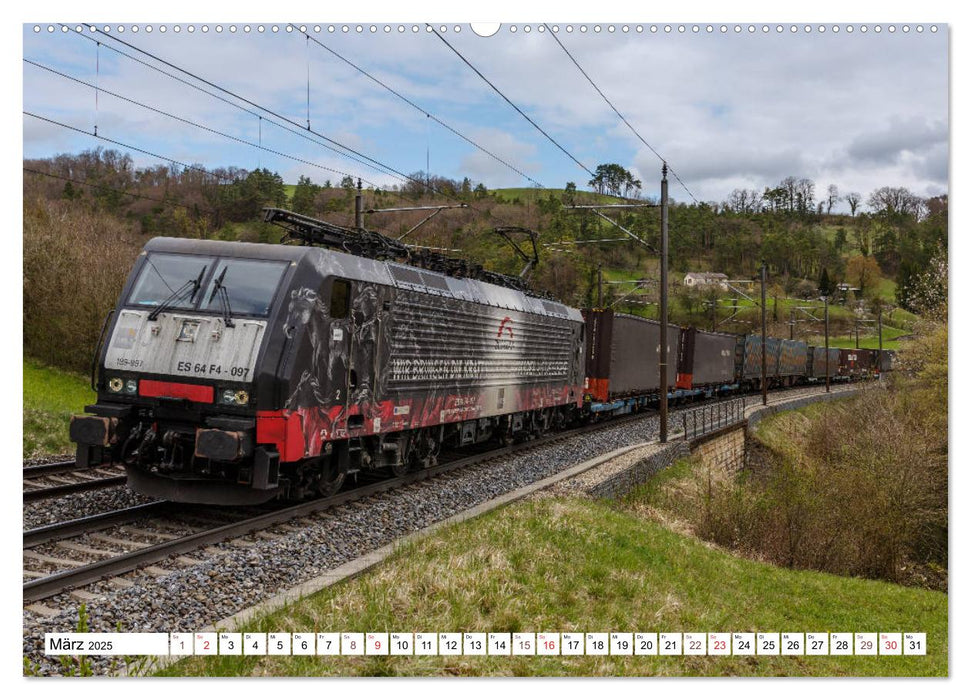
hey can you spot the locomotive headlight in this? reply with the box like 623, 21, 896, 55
125, 379, 138, 394
107, 377, 124, 393
218, 388, 250, 406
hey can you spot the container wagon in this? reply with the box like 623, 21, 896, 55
582, 309, 680, 413
779, 339, 809, 385
676, 327, 738, 395
807, 346, 840, 380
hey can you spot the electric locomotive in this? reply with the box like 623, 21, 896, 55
70, 224, 585, 505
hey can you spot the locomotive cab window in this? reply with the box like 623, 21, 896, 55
330, 279, 351, 319
200, 259, 288, 317
128, 253, 216, 310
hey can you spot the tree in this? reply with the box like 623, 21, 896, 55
795, 178, 816, 215
588, 163, 641, 198
826, 184, 839, 214
845, 192, 861, 216
562, 181, 577, 205
473, 182, 488, 199
867, 186, 924, 220
834, 227, 847, 253
290, 175, 320, 215
819, 267, 833, 297
907, 244, 947, 321
460, 177, 472, 200
846, 255, 881, 298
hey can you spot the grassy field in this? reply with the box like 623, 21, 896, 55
23, 359, 95, 457
157, 495, 946, 677
491, 187, 623, 205
812, 324, 910, 351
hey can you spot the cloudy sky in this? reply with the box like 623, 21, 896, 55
22, 20, 948, 211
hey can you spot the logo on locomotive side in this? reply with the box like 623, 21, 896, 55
496, 316, 515, 350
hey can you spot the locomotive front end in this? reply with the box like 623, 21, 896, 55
70, 239, 298, 504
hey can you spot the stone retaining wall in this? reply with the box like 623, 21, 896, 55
586, 442, 690, 498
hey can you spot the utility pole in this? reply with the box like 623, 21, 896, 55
760, 261, 767, 406
824, 296, 831, 393
597, 263, 604, 308
855, 320, 859, 349
659, 164, 669, 443
354, 179, 364, 231
789, 309, 795, 340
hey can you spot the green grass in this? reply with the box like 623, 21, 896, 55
157, 496, 946, 677
491, 187, 623, 205
874, 276, 897, 303
23, 359, 95, 457
815, 324, 910, 351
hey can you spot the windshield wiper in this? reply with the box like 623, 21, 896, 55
147, 264, 207, 321
207, 267, 236, 328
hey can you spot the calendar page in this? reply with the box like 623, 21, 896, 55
19, 2, 949, 687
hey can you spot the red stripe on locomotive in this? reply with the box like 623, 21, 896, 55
139, 379, 214, 403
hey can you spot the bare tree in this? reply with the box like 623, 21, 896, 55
867, 186, 925, 219
795, 178, 816, 214
826, 184, 840, 214
845, 191, 862, 217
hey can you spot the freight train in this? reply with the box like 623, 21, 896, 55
69, 209, 892, 505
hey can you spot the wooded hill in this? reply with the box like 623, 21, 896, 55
24, 150, 946, 372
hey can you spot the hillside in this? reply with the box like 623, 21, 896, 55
23, 151, 945, 375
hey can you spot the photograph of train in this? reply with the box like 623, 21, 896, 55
69, 212, 893, 506
19, 12, 948, 687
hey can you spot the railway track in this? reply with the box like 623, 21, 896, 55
23, 461, 127, 503
22, 412, 652, 604
22, 382, 861, 604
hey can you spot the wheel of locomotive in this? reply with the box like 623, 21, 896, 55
315, 455, 345, 497
389, 433, 413, 478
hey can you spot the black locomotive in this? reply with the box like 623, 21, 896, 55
70, 209, 891, 505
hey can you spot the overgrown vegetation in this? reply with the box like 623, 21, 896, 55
24, 196, 147, 372
157, 497, 946, 677
622, 318, 947, 591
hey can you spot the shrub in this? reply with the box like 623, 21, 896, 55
23, 196, 147, 373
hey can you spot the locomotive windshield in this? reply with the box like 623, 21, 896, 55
128, 253, 216, 311
128, 253, 288, 318
200, 259, 289, 317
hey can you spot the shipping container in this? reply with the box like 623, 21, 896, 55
779, 339, 809, 377
677, 327, 738, 389
838, 348, 867, 377
583, 309, 679, 401
742, 335, 781, 379
808, 346, 840, 378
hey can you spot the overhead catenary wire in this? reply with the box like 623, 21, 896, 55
25, 111, 237, 184
82, 26, 430, 195
78, 25, 531, 228
427, 24, 596, 180
24, 58, 390, 191
298, 27, 545, 189
62, 26, 413, 196
45, 30, 510, 243
544, 25, 699, 205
